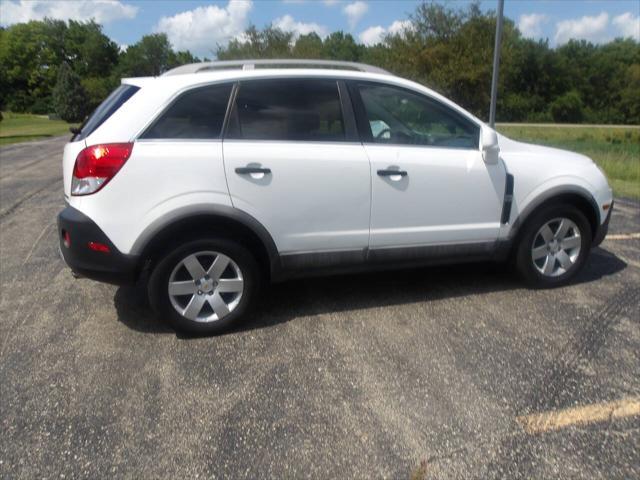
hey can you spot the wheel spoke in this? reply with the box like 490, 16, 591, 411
182, 294, 206, 320
217, 278, 243, 293
561, 236, 581, 250
540, 224, 554, 243
532, 245, 548, 260
555, 219, 570, 239
169, 280, 197, 296
543, 254, 556, 275
183, 254, 206, 280
207, 254, 230, 280
556, 250, 572, 270
207, 292, 230, 319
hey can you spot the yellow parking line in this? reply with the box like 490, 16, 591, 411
606, 233, 640, 240
516, 397, 640, 434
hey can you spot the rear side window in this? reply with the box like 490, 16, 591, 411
227, 79, 345, 142
141, 83, 232, 140
74, 84, 139, 141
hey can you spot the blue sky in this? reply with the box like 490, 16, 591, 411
1, 0, 638, 57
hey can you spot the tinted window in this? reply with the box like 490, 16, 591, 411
75, 84, 139, 141
141, 83, 232, 139
228, 79, 345, 142
357, 83, 480, 149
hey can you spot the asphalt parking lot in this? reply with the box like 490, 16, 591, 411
1, 136, 638, 479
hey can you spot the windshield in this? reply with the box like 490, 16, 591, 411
73, 84, 140, 141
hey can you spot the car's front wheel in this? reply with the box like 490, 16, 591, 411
515, 204, 592, 288
148, 238, 260, 335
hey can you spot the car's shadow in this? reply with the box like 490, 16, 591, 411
114, 247, 628, 336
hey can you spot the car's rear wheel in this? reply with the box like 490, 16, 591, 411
515, 204, 592, 287
148, 238, 260, 335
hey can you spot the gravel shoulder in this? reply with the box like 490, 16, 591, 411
1, 137, 638, 479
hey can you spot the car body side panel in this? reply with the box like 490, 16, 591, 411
498, 135, 613, 239
223, 140, 371, 253
71, 141, 232, 254
365, 144, 506, 247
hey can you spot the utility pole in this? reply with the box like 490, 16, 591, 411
489, 0, 504, 128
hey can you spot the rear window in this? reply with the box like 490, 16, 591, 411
227, 79, 345, 142
74, 84, 139, 141
140, 83, 232, 140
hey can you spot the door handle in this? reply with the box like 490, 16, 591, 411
235, 166, 271, 175
377, 169, 407, 177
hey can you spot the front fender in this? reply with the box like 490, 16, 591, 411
505, 175, 600, 239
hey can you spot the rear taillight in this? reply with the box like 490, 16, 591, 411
71, 143, 133, 196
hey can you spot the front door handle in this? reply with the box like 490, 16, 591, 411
235, 166, 272, 175
377, 169, 407, 177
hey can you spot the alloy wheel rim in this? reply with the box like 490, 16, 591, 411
531, 217, 582, 277
168, 251, 244, 322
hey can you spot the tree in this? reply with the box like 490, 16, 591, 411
292, 33, 324, 58
119, 34, 174, 76
322, 32, 362, 61
217, 26, 294, 60
1, 5, 639, 124
550, 90, 584, 123
52, 62, 88, 122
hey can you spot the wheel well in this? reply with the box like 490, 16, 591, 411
138, 214, 275, 280
517, 192, 599, 241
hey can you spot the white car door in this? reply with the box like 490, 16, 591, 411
350, 81, 506, 249
223, 78, 371, 257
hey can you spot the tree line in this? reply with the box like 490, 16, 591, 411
1, 2, 638, 124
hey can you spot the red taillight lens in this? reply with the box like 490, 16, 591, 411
88, 241, 110, 253
71, 143, 133, 196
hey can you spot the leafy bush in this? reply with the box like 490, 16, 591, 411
550, 91, 584, 123
30, 96, 52, 115
500, 93, 544, 122
52, 63, 89, 122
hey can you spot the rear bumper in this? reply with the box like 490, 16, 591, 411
593, 201, 613, 247
57, 206, 139, 285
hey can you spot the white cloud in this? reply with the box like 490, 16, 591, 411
359, 26, 386, 46
518, 13, 548, 38
343, 1, 368, 30
612, 12, 640, 40
554, 12, 609, 45
0, 0, 137, 25
388, 19, 412, 36
155, 0, 252, 55
273, 14, 328, 38
358, 19, 411, 46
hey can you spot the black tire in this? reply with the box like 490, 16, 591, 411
515, 203, 592, 288
148, 238, 261, 335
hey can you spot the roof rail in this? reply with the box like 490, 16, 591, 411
162, 59, 390, 76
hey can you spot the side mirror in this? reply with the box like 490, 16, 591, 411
481, 128, 500, 164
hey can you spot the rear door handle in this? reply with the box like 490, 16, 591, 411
235, 166, 271, 175
377, 169, 407, 177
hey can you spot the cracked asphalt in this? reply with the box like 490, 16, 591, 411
1, 136, 639, 479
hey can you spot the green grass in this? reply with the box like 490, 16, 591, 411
497, 124, 640, 200
0, 112, 74, 146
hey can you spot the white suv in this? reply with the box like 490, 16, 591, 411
58, 60, 613, 334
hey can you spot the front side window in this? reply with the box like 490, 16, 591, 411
227, 79, 345, 142
141, 83, 232, 139
356, 83, 480, 149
